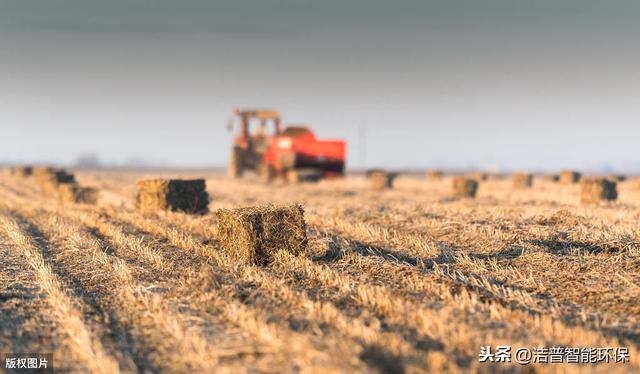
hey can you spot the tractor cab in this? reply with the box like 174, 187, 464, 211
228, 108, 281, 177
231, 108, 281, 150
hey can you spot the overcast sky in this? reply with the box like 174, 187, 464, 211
1, 0, 639, 171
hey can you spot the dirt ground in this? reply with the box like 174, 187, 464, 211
0, 171, 639, 373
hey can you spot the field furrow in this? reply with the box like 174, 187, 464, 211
0, 211, 124, 374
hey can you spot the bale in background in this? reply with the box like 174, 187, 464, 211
453, 177, 478, 198
58, 184, 99, 205
214, 204, 308, 265
581, 177, 617, 204
365, 168, 386, 178
426, 170, 444, 180
512, 172, 533, 189
135, 178, 209, 214
543, 175, 560, 182
17, 166, 32, 177
369, 170, 396, 191
560, 170, 581, 184
35, 168, 76, 197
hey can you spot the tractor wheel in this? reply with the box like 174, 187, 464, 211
228, 147, 244, 178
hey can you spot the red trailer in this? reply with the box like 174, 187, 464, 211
227, 108, 346, 182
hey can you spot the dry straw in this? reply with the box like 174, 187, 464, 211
580, 177, 617, 204
512, 172, 533, 189
560, 170, 581, 184
452, 177, 478, 198
214, 204, 308, 265
58, 184, 99, 205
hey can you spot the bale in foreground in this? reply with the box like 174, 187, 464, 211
453, 177, 478, 198
58, 184, 99, 205
560, 170, 581, 184
581, 177, 617, 204
135, 179, 209, 214
512, 172, 533, 189
214, 204, 308, 265
369, 170, 396, 191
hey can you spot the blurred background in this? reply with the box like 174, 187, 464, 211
1, 0, 639, 172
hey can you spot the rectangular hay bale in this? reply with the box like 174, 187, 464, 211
369, 170, 396, 191
214, 204, 308, 265
560, 170, 581, 184
453, 177, 478, 198
15, 166, 33, 177
58, 184, 99, 204
512, 172, 533, 189
580, 177, 617, 204
35, 169, 76, 197
135, 178, 209, 214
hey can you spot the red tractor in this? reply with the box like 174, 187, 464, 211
227, 108, 346, 182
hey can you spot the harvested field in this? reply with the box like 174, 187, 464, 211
1, 171, 639, 373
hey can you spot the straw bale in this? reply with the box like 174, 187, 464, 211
135, 178, 209, 214
580, 177, 617, 204
214, 204, 307, 265
453, 177, 478, 198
